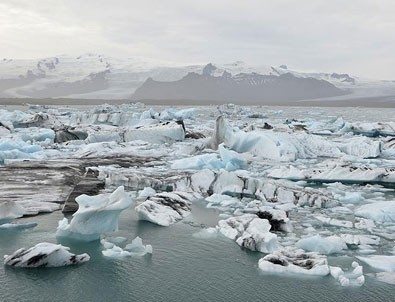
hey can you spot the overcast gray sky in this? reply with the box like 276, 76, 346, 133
1, 0, 394, 79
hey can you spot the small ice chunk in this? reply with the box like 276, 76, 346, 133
124, 236, 153, 256
330, 262, 365, 287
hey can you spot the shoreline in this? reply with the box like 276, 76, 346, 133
0, 95, 395, 108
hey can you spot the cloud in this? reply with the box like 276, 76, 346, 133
0, 0, 394, 78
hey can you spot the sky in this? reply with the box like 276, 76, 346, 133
1, 0, 395, 79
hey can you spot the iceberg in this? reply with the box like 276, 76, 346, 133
258, 248, 330, 276
296, 235, 347, 255
135, 192, 195, 226
217, 214, 280, 253
56, 186, 133, 241
4, 242, 90, 268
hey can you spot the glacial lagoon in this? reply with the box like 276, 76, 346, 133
1, 104, 395, 301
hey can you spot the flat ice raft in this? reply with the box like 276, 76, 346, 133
56, 186, 133, 241
4, 242, 90, 268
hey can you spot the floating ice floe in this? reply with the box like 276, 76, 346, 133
374, 272, 395, 285
258, 248, 330, 276
296, 235, 347, 255
135, 191, 197, 226
355, 201, 395, 222
171, 144, 247, 171
4, 242, 90, 268
330, 262, 365, 286
0, 222, 37, 230
56, 186, 133, 241
356, 255, 395, 272
101, 236, 152, 258
0, 201, 26, 224
217, 214, 280, 253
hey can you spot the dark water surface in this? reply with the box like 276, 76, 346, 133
0, 204, 394, 302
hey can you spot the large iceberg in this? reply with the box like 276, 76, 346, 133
4, 242, 90, 268
56, 186, 133, 241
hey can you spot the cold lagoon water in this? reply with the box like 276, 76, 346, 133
1, 204, 394, 302
1, 104, 395, 302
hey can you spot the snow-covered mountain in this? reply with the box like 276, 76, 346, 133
0, 53, 394, 100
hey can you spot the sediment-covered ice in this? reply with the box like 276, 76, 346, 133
135, 192, 196, 226
258, 248, 330, 276
4, 242, 90, 267
269, 162, 395, 184
56, 186, 133, 241
124, 121, 185, 144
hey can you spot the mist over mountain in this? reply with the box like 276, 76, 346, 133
0, 54, 394, 102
